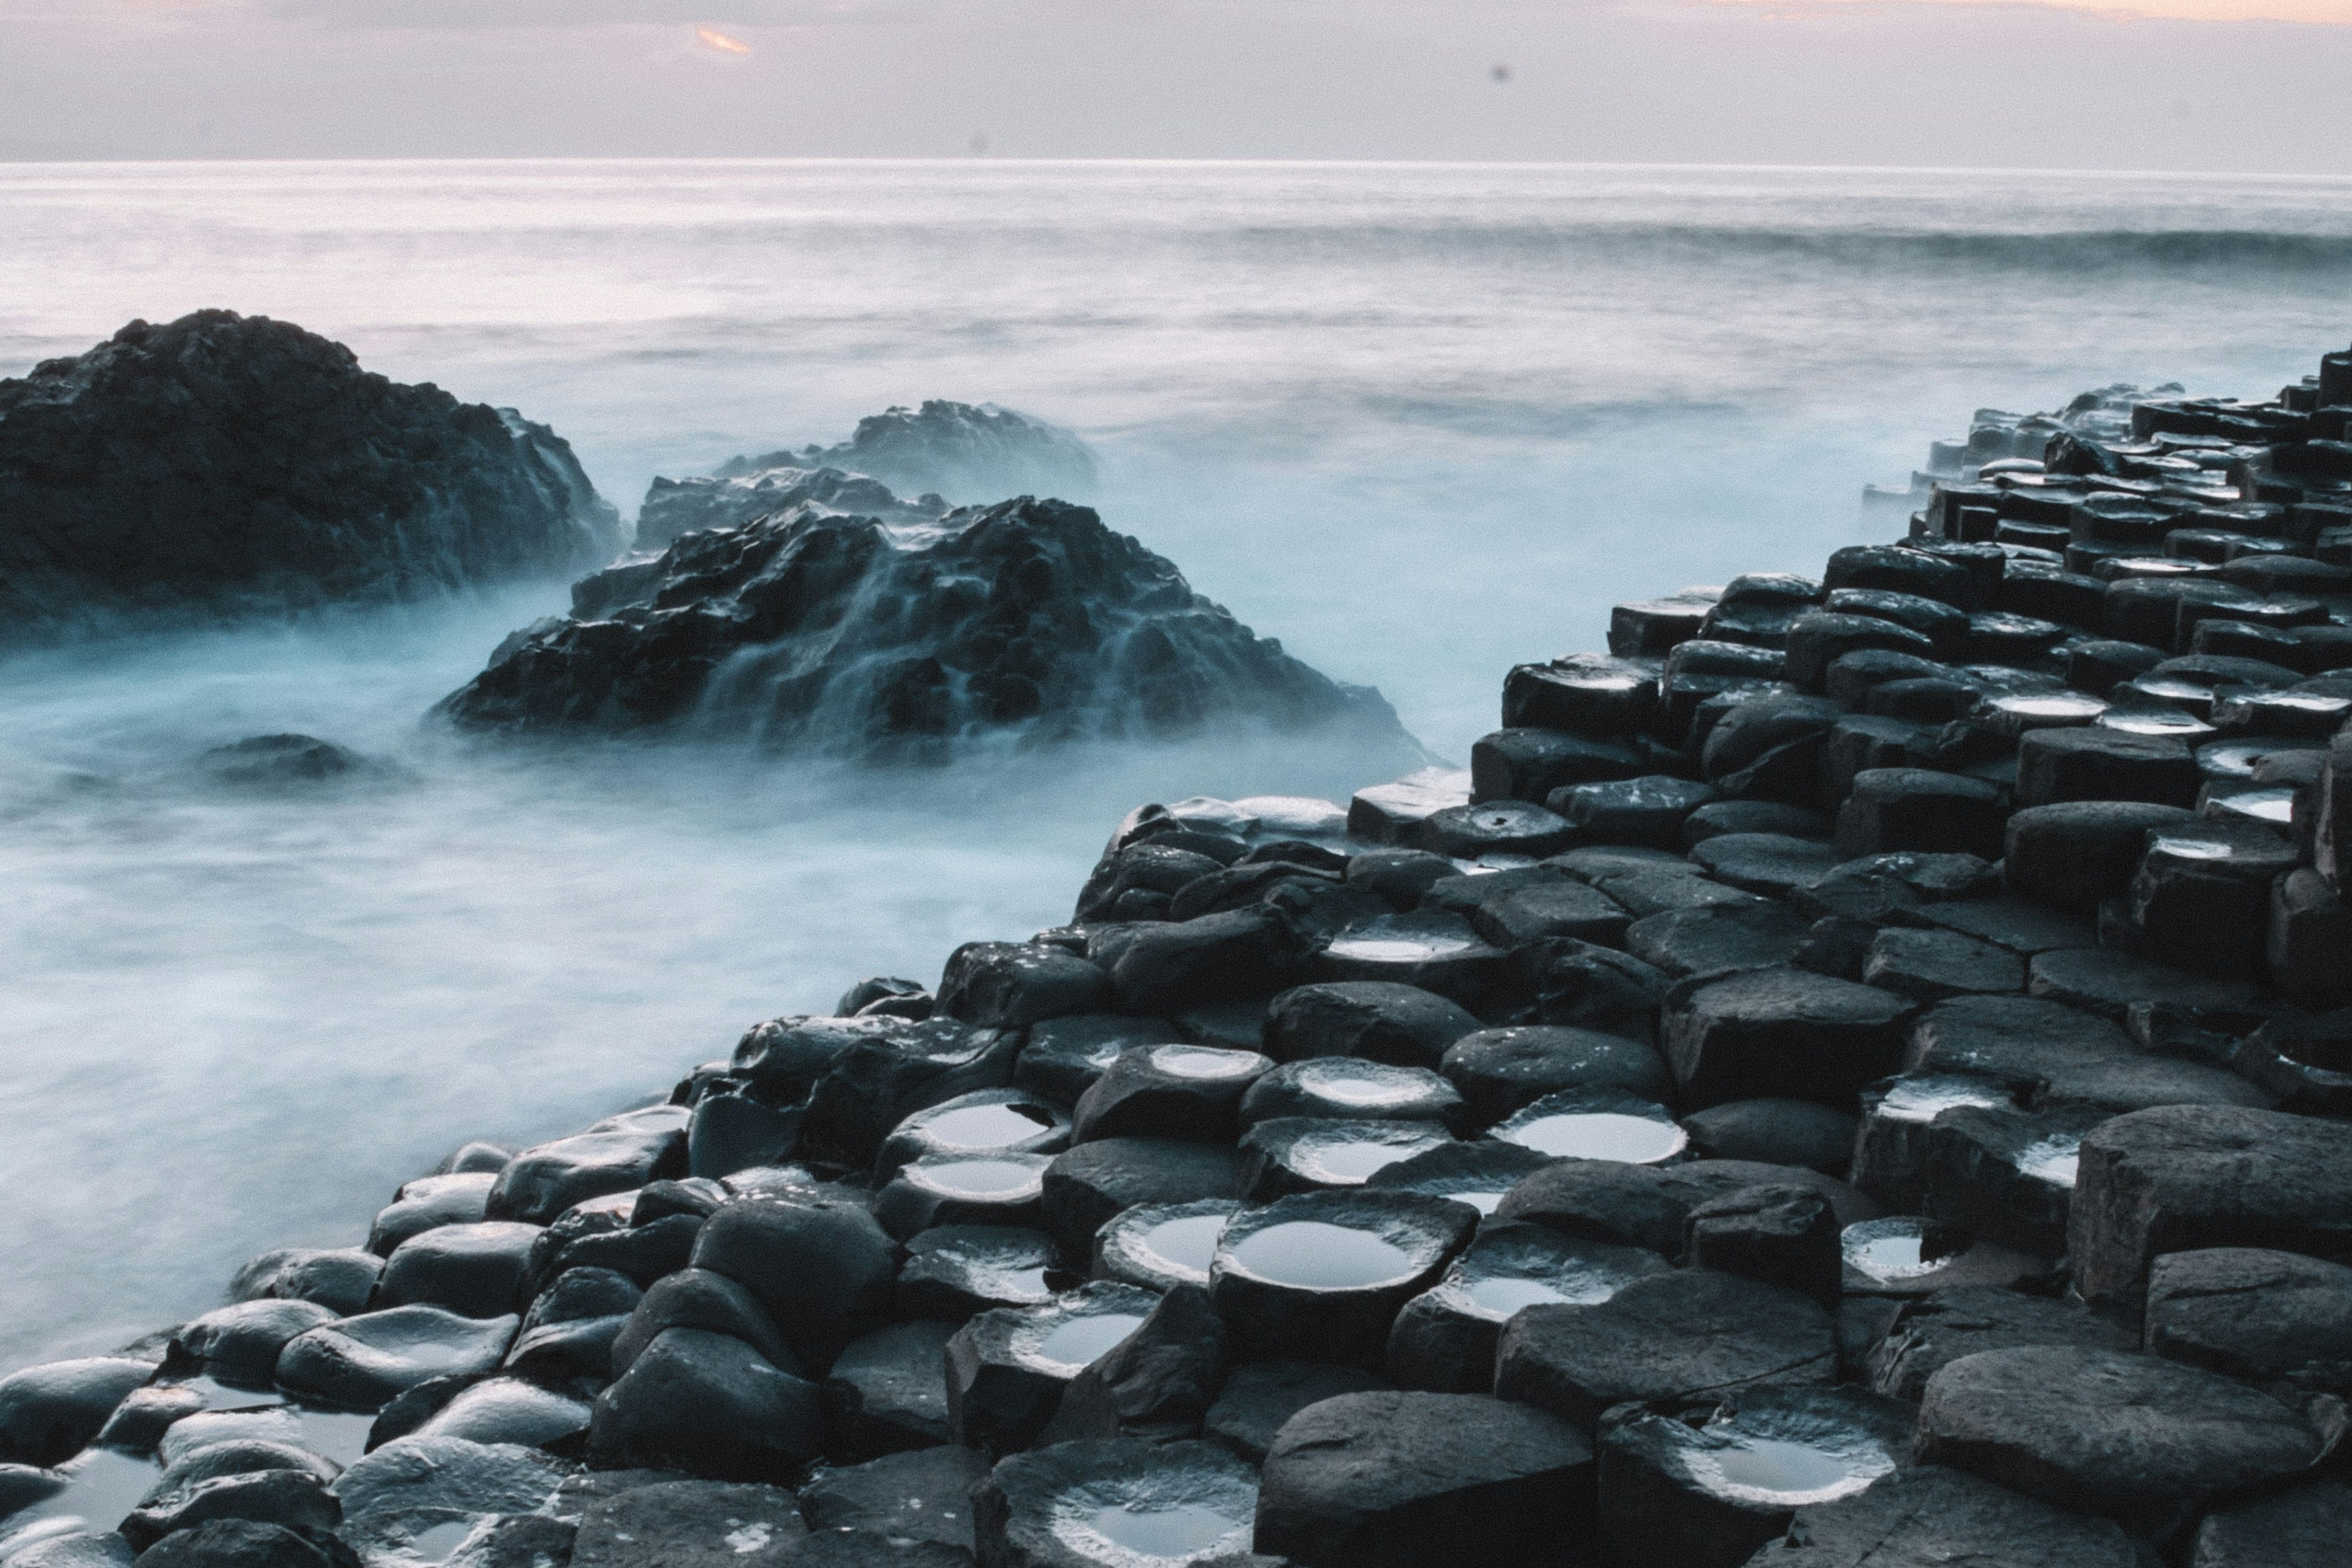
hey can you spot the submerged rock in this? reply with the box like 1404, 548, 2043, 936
0, 311, 620, 638
434, 496, 1420, 765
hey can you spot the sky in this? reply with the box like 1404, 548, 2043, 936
3, 0, 2351, 170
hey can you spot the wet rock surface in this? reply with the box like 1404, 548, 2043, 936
24, 350, 2352, 1565
0, 310, 619, 640
436, 490, 1422, 767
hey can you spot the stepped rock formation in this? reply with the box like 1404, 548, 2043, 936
20, 345, 2352, 1568
0, 310, 621, 638
436, 492, 1420, 766
637, 400, 1093, 551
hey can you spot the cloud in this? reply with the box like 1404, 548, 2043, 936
1712, 0, 2352, 22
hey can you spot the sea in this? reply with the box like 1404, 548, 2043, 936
2, 157, 2349, 1373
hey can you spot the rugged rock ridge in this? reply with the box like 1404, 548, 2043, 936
635, 463, 946, 554
730, 400, 1095, 502
435, 493, 1420, 766
634, 400, 1094, 552
14, 348, 2352, 1568
0, 311, 621, 638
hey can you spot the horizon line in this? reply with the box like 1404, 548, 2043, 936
4, 153, 2352, 185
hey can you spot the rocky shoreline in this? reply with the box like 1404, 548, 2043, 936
8, 345, 2352, 1568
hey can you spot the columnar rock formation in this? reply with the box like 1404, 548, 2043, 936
435, 493, 1422, 767
0, 312, 622, 639
8, 347, 2352, 1568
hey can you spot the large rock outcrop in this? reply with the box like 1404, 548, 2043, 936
0, 310, 622, 637
434, 493, 1420, 765
634, 400, 1093, 550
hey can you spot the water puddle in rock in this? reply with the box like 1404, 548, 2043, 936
1296, 1064, 1415, 1106
1445, 1191, 1505, 1215
1140, 1215, 1229, 1277
1497, 1111, 1685, 1162
1086, 1500, 1244, 1559
1293, 1129, 1448, 1185
2014, 1135, 2080, 1187
921, 1158, 1043, 1196
1150, 1047, 1262, 1080
1459, 1275, 1581, 1318
1840, 1219, 1958, 1283
409, 1519, 478, 1563
922, 1101, 1058, 1148
1696, 1437, 1889, 1504
0, 1445, 159, 1551
1227, 1221, 1417, 1288
1993, 694, 2105, 723
1878, 1075, 2008, 1124
2100, 709, 2215, 737
1031, 1312, 1147, 1372
2210, 788, 2297, 824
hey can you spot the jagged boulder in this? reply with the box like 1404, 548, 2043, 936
435, 495, 1420, 764
0, 310, 620, 636
738, 399, 1090, 497
635, 465, 944, 554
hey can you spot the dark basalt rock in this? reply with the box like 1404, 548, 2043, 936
1595, 1385, 1912, 1568
1492, 1270, 1836, 1431
944, 1283, 1158, 1456
802, 1445, 988, 1553
404, 1378, 591, 1452
825, 1320, 958, 1457
1440, 1024, 1673, 1120
636, 462, 947, 554
369, 1172, 498, 1257
1864, 1284, 2136, 1402
897, 1226, 1060, 1320
1260, 983, 1479, 1071
1383, 1221, 1669, 1393
2142, 1247, 2352, 1394
1361, 1138, 1556, 1217
1036, 1284, 1229, 1445
687, 1198, 898, 1370
230, 1248, 384, 1317
1073, 1044, 1272, 1145
1039, 1139, 1247, 1256
2071, 1104, 2352, 1310
275, 1308, 517, 1412
567, 1477, 808, 1567
0, 1359, 154, 1468
1744, 1463, 2144, 1567
376, 1222, 544, 1320
1254, 1391, 1593, 1568
587, 1327, 824, 1480
1014, 1015, 1184, 1103
435, 495, 1419, 766
167, 1300, 338, 1390
1662, 967, 1916, 1109
1915, 1344, 2329, 1537
131, 1521, 359, 1568
486, 1106, 688, 1227
1201, 1362, 1389, 1466
608, 1267, 800, 1382
2192, 1475, 2352, 1568
1208, 1191, 1475, 1366
1680, 1099, 1855, 1174
331, 1435, 566, 1563
707, 399, 1096, 513
0, 311, 619, 639
191, 735, 373, 791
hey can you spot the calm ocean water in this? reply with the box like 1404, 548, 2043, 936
2, 158, 2348, 1370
